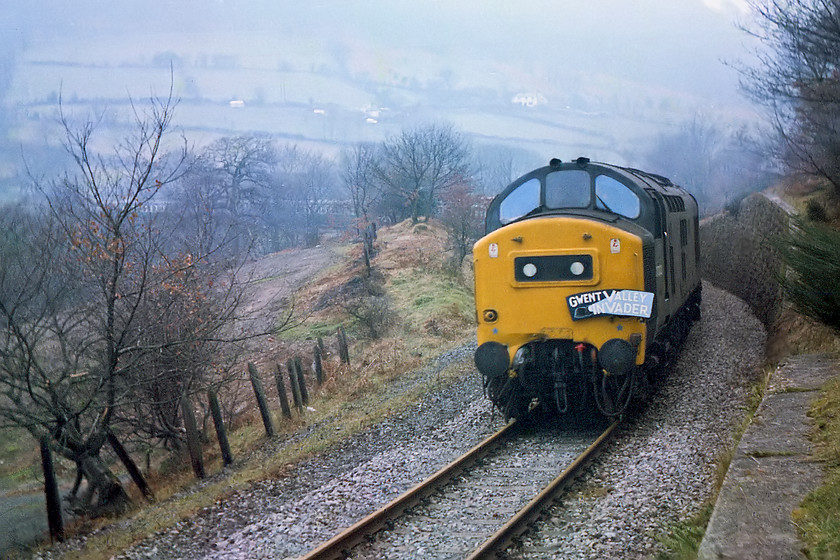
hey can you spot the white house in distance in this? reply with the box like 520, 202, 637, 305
511, 92, 547, 108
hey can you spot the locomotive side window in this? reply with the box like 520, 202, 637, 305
499, 177, 541, 224
545, 170, 590, 209
594, 175, 640, 219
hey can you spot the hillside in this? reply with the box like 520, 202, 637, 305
0, 218, 477, 558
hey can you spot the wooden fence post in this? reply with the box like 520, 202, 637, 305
337, 325, 350, 364
274, 364, 293, 420
363, 243, 372, 276
180, 395, 206, 479
107, 431, 154, 501
39, 436, 64, 543
294, 356, 309, 406
208, 389, 234, 467
247, 362, 275, 437
313, 344, 324, 385
288, 358, 303, 413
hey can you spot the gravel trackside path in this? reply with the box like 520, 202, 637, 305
36, 281, 765, 559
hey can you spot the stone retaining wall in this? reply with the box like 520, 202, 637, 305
699, 193, 790, 327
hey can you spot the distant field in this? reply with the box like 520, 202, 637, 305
6, 29, 738, 167
10, 63, 378, 109
15, 83, 665, 166
17, 96, 647, 164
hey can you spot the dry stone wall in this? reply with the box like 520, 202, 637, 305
699, 193, 789, 327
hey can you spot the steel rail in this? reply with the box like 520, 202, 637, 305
297, 419, 518, 560
465, 419, 621, 560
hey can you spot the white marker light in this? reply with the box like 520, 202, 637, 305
523, 263, 537, 277
570, 261, 585, 276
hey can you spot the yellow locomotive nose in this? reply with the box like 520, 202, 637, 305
473, 216, 648, 366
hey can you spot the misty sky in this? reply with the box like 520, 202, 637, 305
3, 0, 755, 104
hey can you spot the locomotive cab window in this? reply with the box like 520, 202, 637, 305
595, 174, 640, 219
499, 177, 540, 224
545, 170, 590, 209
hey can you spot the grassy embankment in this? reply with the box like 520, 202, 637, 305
658, 183, 840, 559
781, 184, 840, 558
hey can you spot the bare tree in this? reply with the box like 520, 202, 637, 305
644, 114, 772, 214
740, 0, 840, 194
470, 143, 541, 196
271, 145, 338, 248
440, 178, 484, 268
296, 151, 337, 247
113, 246, 248, 453
340, 142, 381, 227
166, 159, 241, 261
644, 113, 725, 212
0, 92, 251, 515
265, 145, 307, 248
648, 114, 721, 189
198, 134, 277, 253
376, 123, 471, 224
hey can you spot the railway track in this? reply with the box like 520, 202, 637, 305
298, 417, 619, 559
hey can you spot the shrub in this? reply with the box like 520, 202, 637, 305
339, 274, 394, 340
805, 198, 830, 222
775, 218, 840, 332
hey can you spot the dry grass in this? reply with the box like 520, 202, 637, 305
766, 309, 840, 364
798, 375, 840, 558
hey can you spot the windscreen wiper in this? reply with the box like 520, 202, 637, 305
596, 195, 613, 213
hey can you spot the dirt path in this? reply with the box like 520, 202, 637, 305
237, 244, 343, 334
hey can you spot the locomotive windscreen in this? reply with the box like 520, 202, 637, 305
486, 163, 642, 234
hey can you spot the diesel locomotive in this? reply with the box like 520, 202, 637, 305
473, 158, 701, 418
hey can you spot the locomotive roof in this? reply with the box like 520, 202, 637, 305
492, 158, 694, 204
484, 157, 697, 235
545, 158, 688, 195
